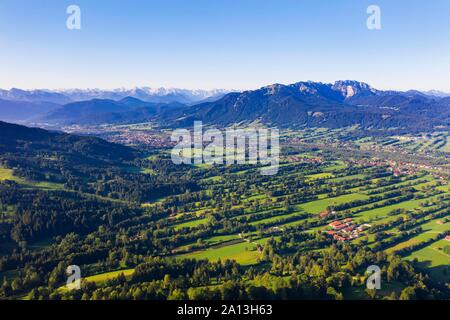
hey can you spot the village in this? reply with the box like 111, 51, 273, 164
324, 217, 372, 242
350, 158, 449, 181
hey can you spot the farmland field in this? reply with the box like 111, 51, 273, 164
0, 167, 23, 183
1, 126, 449, 301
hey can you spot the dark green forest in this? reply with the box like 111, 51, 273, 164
0, 121, 449, 300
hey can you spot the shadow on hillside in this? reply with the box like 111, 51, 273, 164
414, 260, 450, 283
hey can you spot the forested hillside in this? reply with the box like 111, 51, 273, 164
0, 122, 448, 300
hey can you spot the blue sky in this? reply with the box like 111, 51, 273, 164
0, 0, 449, 91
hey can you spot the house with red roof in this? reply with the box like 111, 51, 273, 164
333, 235, 347, 242
329, 221, 342, 227
320, 210, 330, 218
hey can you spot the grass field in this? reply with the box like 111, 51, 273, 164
385, 218, 450, 253
57, 269, 135, 293
3, 126, 450, 301
407, 240, 450, 267
164, 154, 450, 286
6, 133, 450, 300
0, 166, 64, 190
406, 239, 450, 282
353, 194, 448, 222
439, 136, 450, 153
0, 167, 24, 183
83, 269, 135, 284
173, 218, 209, 230
182, 238, 268, 265
297, 193, 369, 214
306, 172, 333, 181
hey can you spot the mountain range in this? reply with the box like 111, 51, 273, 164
0, 81, 449, 130
0, 87, 229, 105
0, 98, 59, 123
157, 81, 450, 130
38, 97, 186, 126
0, 87, 228, 123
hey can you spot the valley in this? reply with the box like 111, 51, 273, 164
0, 120, 448, 300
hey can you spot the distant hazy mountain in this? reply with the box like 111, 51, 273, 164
0, 87, 228, 123
159, 80, 450, 130
37, 97, 187, 125
0, 88, 72, 104
422, 90, 450, 98
0, 87, 229, 105
0, 98, 60, 123
56, 87, 230, 104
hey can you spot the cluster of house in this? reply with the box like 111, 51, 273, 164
325, 218, 371, 242
350, 158, 449, 180
349, 158, 416, 176
351, 159, 386, 167
287, 155, 324, 164
387, 160, 449, 180
386, 160, 426, 177
110, 130, 169, 147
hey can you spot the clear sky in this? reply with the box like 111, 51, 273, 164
0, 0, 449, 91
